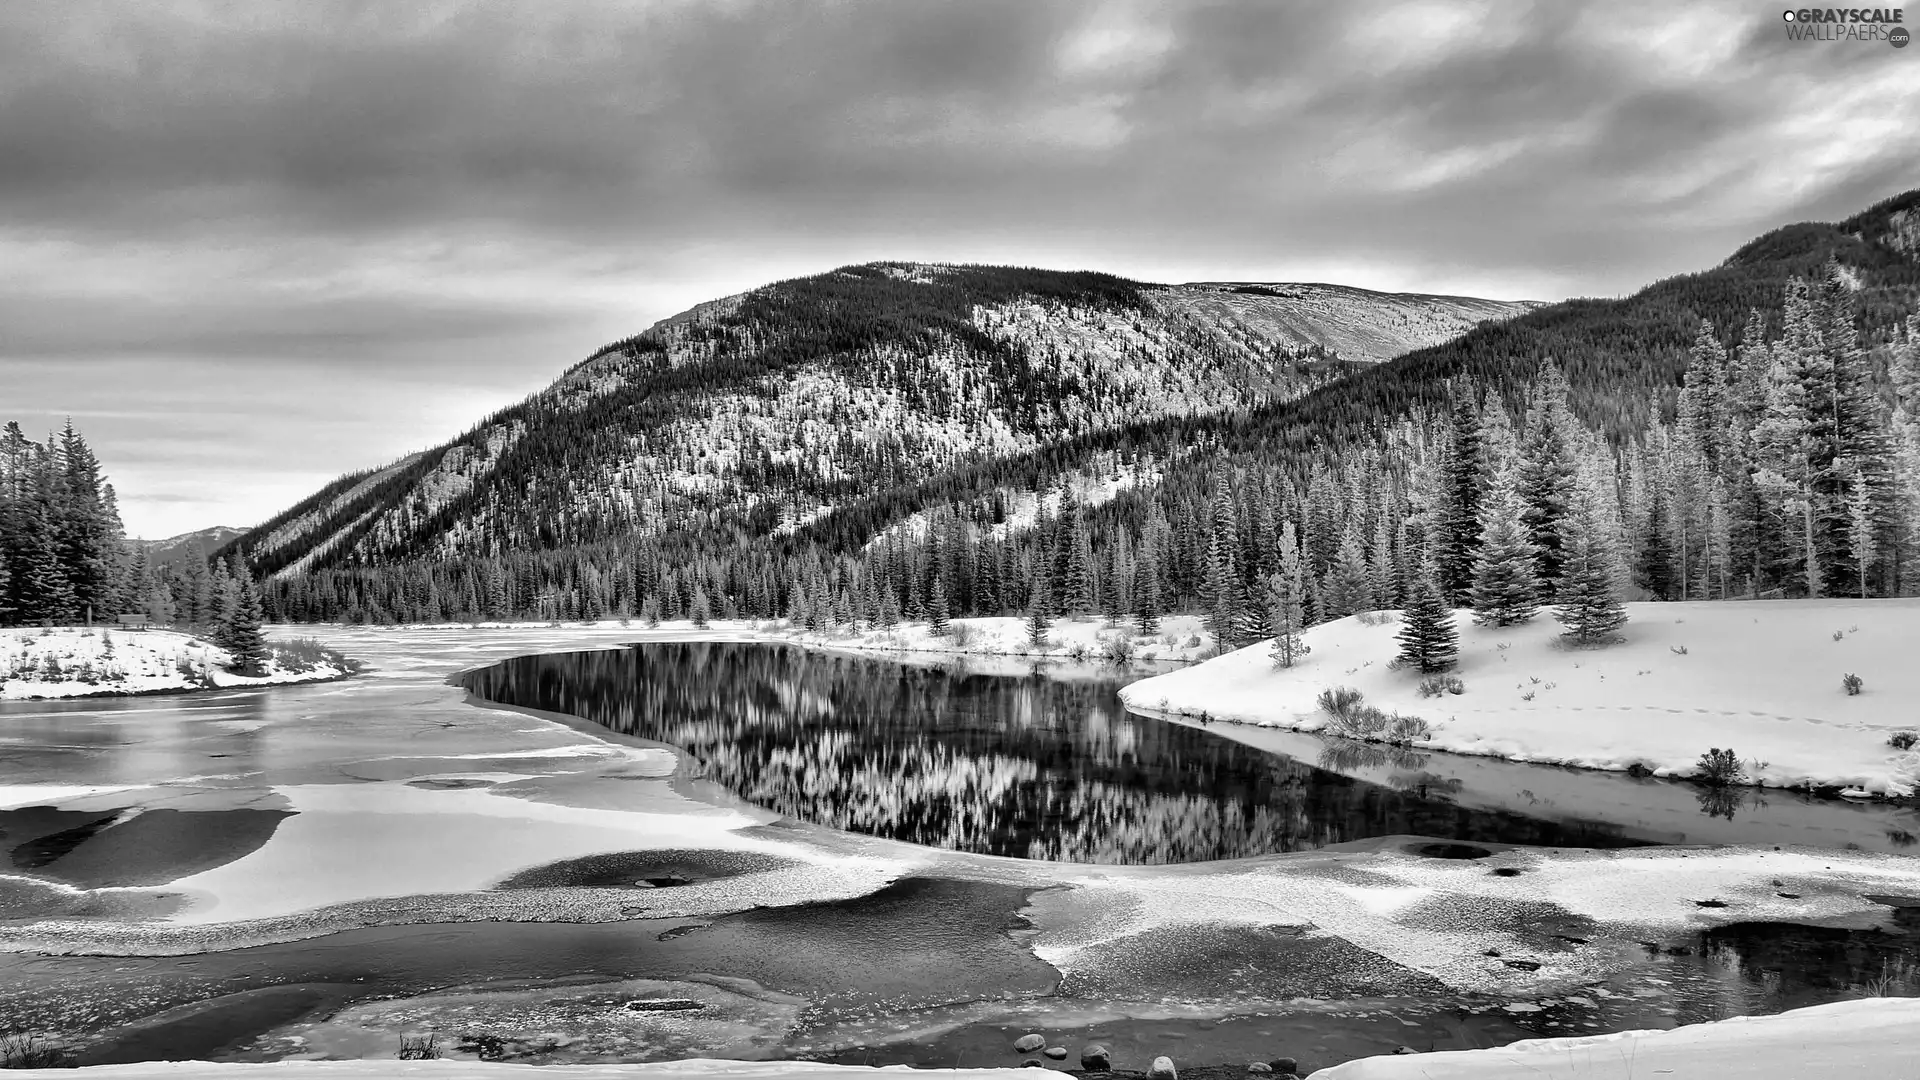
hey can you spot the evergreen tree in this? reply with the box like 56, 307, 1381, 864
1554, 481, 1629, 644
1395, 559, 1458, 673
878, 585, 901, 631
1062, 509, 1096, 617
1319, 523, 1373, 619
1203, 468, 1246, 649
927, 574, 951, 637
1132, 538, 1162, 634
690, 586, 712, 629
225, 572, 270, 676
1433, 393, 1485, 602
1846, 470, 1875, 599
1515, 364, 1579, 590
1469, 481, 1540, 627
1636, 477, 1678, 600
1268, 521, 1310, 668
1024, 576, 1052, 649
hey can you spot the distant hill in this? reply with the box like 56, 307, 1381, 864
224, 264, 1532, 579
141, 526, 245, 569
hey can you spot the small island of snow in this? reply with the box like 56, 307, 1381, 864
1, 627, 359, 700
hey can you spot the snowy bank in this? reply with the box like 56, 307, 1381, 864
0, 628, 357, 700
775, 613, 1214, 665
9, 998, 1920, 1077
319, 615, 1219, 665
1119, 599, 1920, 796
1315, 996, 1920, 1078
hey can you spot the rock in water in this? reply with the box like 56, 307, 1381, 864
1247, 1063, 1273, 1074
1044, 1047, 1068, 1060
1080, 1044, 1112, 1071
1394, 1045, 1418, 1055
1014, 1033, 1046, 1054
1022, 1060, 1045, 1069
1149, 1055, 1178, 1080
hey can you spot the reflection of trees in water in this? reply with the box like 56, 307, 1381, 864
464, 643, 1637, 864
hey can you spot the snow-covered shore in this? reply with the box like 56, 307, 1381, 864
1120, 599, 1920, 797
8, 997, 1918, 1077
327, 614, 1218, 666
0, 628, 357, 700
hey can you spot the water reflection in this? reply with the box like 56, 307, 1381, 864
461, 643, 1641, 864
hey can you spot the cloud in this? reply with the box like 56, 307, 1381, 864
2, 0, 1917, 536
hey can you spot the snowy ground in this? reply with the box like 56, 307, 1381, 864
0, 628, 356, 700
1120, 599, 1920, 796
6, 997, 1918, 1077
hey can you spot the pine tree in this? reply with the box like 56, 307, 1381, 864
1319, 523, 1373, 619
1395, 559, 1458, 673
1516, 364, 1579, 591
1025, 576, 1052, 649
1063, 509, 1096, 617
1636, 477, 1678, 600
1469, 481, 1540, 627
225, 572, 269, 676
1433, 393, 1485, 602
690, 586, 712, 629
1132, 538, 1162, 634
1203, 468, 1246, 649
1268, 521, 1310, 668
878, 585, 901, 631
1553, 481, 1629, 645
1847, 470, 1875, 599
927, 574, 951, 637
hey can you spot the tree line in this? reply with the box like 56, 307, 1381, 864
244, 263, 1920, 661
0, 422, 268, 673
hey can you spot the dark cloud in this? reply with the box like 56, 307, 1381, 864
2, 0, 1917, 535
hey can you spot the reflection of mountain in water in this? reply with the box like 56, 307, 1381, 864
462, 643, 1640, 864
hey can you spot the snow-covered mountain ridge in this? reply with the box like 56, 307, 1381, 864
230, 263, 1531, 578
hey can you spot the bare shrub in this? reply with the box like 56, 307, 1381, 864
1695, 748, 1746, 787
1670, 644, 1689, 655
1066, 643, 1090, 662
1101, 637, 1134, 666
1417, 674, 1465, 698
1316, 686, 1366, 720
1843, 672, 1864, 696
0, 1032, 75, 1068
397, 1033, 441, 1060
1355, 610, 1397, 627
948, 623, 977, 647
1385, 714, 1432, 744
1888, 731, 1917, 751
269, 636, 360, 674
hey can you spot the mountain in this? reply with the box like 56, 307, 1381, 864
140, 526, 245, 569
226, 264, 1533, 579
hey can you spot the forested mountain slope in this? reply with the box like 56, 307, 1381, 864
228, 264, 1532, 579
236, 189, 1920, 628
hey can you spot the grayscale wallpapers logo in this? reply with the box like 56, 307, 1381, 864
1781, 8, 1909, 44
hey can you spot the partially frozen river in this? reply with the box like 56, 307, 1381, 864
4, 626, 1920, 1070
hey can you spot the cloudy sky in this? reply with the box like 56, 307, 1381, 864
3, 0, 1916, 539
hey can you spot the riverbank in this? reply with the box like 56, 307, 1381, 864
7, 996, 1919, 1076
335, 614, 1217, 666
0, 628, 360, 700
1120, 599, 1920, 797
8, 624, 1920, 1073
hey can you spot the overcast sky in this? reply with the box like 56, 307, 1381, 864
3, 0, 1916, 539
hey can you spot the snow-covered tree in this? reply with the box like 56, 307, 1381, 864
1268, 521, 1310, 668
1396, 559, 1457, 673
